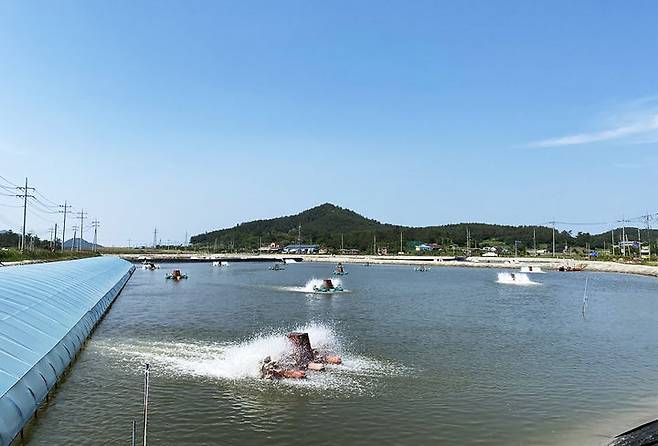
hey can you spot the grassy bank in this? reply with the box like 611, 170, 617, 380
0, 249, 100, 264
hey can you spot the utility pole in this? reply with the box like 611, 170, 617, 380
59, 201, 71, 252
466, 227, 470, 256
373, 234, 377, 255
533, 228, 536, 255
611, 228, 615, 256
153, 228, 157, 248
341, 233, 344, 252
619, 216, 629, 257
53, 223, 57, 251
91, 219, 100, 252
71, 225, 78, 252
642, 213, 652, 259
15, 178, 35, 252
298, 223, 302, 246
184, 231, 188, 247
400, 229, 403, 254
76, 209, 87, 251
551, 220, 556, 257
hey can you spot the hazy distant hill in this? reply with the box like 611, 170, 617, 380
62, 238, 101, 250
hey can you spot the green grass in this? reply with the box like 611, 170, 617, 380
0, 249, 100, 263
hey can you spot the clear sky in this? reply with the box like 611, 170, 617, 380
1, 1, 657, 246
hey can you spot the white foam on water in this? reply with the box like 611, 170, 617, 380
496, 272, 540, 285
280, 277, 346, 293
94, 322, 400, 392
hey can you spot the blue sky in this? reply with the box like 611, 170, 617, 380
0, 1, 657, 246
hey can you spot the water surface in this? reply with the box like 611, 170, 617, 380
23, 262, 658, 445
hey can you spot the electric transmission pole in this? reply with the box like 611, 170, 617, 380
618, 216, 630, 257
153, 228, 158, 248
550, 220, 556, 257
59, 201, 71, 252
71, 225, 79, 252
91, 219, 100, 252
76, 209, 87, 251
15, 178, 35, 252
642, 213, 653, 259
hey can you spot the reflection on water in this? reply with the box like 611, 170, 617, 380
22, 262, 658, 445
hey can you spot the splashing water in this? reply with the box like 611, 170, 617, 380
92, 323, 398, 391
281, 277, 346, 293
496, 272, 540, 285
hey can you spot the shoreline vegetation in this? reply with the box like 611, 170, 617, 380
188, 204, 658, 257
0, 249, 100, 266
113, 251, 658, 279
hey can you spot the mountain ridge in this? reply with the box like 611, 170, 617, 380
191, 203, 654, 253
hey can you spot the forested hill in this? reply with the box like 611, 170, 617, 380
191, 203, 653, 252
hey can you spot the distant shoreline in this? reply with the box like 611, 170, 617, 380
114, 253, 658, 278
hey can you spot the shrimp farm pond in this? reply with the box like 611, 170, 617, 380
22, 261, 658, 445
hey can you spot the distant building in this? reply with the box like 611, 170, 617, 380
258, 242, 281, 253
619, 240, 639, 249
377, 247, 388, 256
339, 248, 360, 255
282, 244, 319, 254
415, 243, 432, 252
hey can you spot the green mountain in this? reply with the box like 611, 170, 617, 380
192, 203, 655, 253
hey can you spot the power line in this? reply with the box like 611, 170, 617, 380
34, 189, 59, 207
0, 174, 19, 187
29, 197, 59, 214
27, 208, 56, 223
